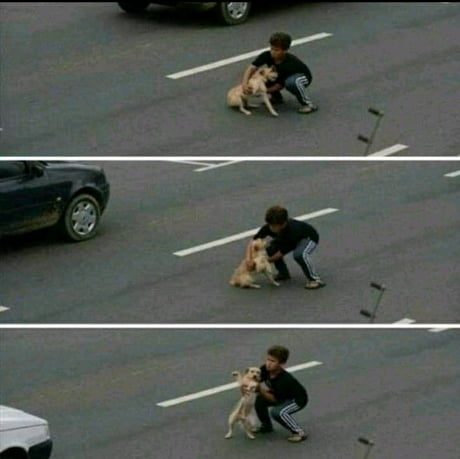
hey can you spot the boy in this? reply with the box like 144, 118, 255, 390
241, 32, 318, 114
255, 345, 309, 443
248, 205, 325, 289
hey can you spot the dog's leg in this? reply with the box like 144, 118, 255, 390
225, 422, 234, 438
263, 269, 280, 287
241, 419, 256, 439
248, 283, 261, 289
261, 93, 279, 117
225, 411, 237, 438
238, 99, 252, 115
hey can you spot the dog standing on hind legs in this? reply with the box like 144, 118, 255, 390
225, 367, 261, 439
229, 238, 280, 289
227, 64, 279, 117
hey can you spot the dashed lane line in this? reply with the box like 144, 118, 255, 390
157, 361, 323, 407
194, 160, 245, 172
444, 170, 460, 178
166, 32, 333, 79
394, 318, 452, 332
367, 144, 409, 157
174, 208, 339, 257
393, 318, 417, 324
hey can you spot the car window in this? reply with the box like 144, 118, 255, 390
0, 161, 27, 179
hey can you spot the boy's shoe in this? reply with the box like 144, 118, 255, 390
305, 280, 326, 289
253, 424, 274, 433
274, 273, 291, 281
298, 104, 318, 114
287, 433, 308, 443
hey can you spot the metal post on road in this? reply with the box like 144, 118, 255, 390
358, 437, 374, 459
358, 107, 385, 155
360, 282, 386, 323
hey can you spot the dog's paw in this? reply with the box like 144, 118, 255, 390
225, 433, 233, 439
273, 281, 281, 287
271, 111, 279, 117
247, 432, 256, 439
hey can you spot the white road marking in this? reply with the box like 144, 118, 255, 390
2, 324, 458, 329
174, 208, 339, 257
0, 306, 10, 313
166, 32, 333, 79
393, 318, 417, 324
157, 361, 323, 407
194, 160, 244, 172
167, 160, 217, 167
367, 144, 409, 157
1, 156, 454, 161
444, 170, 460, 178
393, 319, 452, 332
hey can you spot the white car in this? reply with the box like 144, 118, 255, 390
0, 405, 52, 459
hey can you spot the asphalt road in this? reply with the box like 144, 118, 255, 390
1, 328, 458, 458
1, 160, 458, 324
1, 2, 459, 156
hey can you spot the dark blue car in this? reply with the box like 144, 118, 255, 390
0, 161, 110, 241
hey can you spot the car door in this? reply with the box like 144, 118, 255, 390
0, 161, 59, 236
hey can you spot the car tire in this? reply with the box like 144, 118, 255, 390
117, 2, 150, 14
60, 194, 101, 242
214, 2, 251, 25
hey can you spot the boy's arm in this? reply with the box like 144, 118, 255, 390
259, 384, 277, 403
242, 64, 257, 94
268, 251, 284, 263
245, 240, 256, 270
266, 83, 284, 93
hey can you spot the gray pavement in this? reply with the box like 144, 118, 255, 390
1, 160, 458, 323
1, 2, 459, 156
1, 328, 459, 458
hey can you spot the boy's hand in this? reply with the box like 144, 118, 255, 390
242, 83, 252, 95
245, 259, 256, 270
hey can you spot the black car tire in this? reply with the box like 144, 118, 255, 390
61, 194, 101, 242
117, 2, 150, 14
214, 2, 251, 25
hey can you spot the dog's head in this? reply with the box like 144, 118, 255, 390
251, 238, 268, 254
258, 65, 278, 82
244, 366, 262, 382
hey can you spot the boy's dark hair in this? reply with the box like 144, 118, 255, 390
269, 32, 292, 50
267, 345, 290, 364
265, 205, 288, 225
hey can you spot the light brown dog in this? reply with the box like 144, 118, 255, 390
225, 367, 261, 439
229, 238, 280, 288
227, 65, 279, 116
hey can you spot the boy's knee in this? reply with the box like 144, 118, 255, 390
269, 406, 282, 421
284, 75, 297, 91
293, 250, 303, 262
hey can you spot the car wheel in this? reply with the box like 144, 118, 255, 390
117, 2, 150, 14
61, 194, 101, 242
214, 2, 251, 25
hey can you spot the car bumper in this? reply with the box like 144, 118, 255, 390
29, 439, 53, 459
100, 182, 110, 212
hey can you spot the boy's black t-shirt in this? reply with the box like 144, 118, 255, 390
260, 364, 308, 406
252, 50, 312, 85
253, 219, 319, 255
